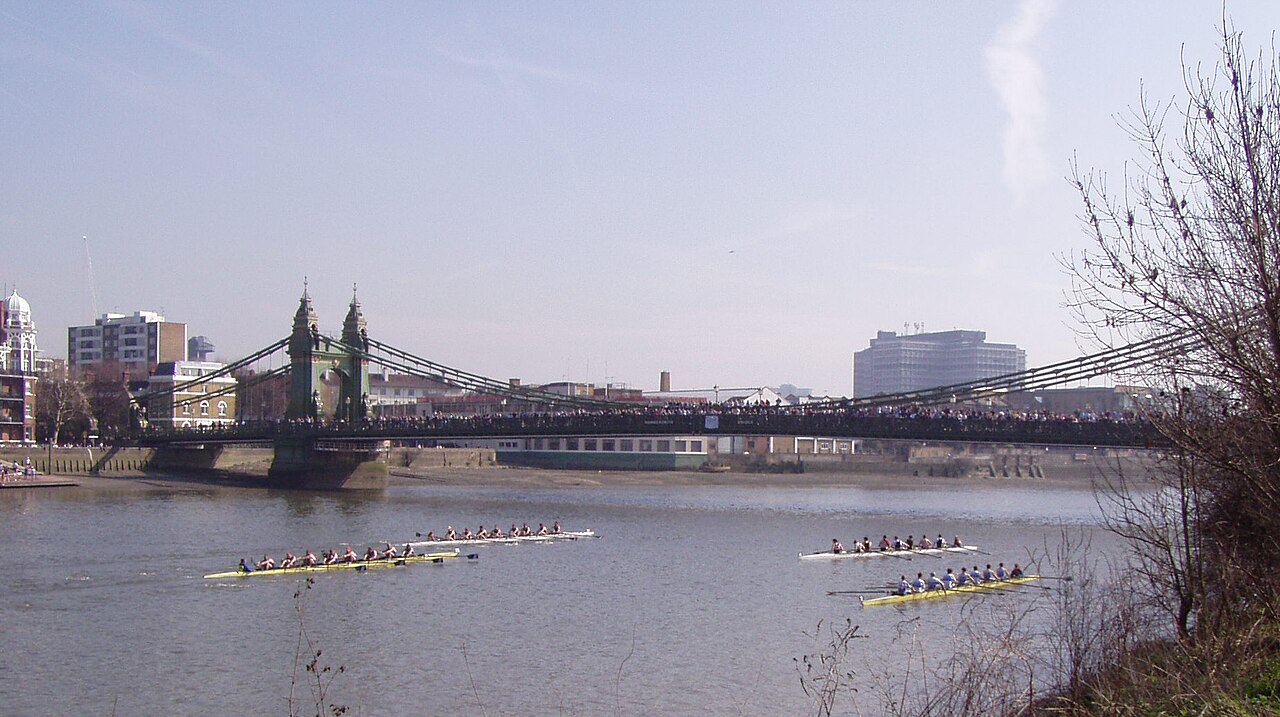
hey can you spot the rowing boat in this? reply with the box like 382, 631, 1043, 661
859, 575, 1041, 606
409, 529, 596, 549
799, 545, 980, 560
203, 550, 463, 579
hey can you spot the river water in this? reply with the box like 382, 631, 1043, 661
0, 475, 1120, 716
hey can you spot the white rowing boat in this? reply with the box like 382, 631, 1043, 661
409, 529, 597, 549
799, 545, 980, 560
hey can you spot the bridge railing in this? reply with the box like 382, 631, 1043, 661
132, 409, 1168, 448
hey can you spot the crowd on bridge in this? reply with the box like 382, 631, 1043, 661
138, 399, 1162, 448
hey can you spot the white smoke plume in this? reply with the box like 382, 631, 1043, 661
985, 0, 1057, 201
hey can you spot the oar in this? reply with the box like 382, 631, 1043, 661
827, 589, 890, 596
1035, 576, 1074, 581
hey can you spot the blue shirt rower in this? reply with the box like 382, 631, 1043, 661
995, 563, 1009, 580
983, 564, 997, 582
970, 566, 983, 585
942, 568, 957, 589
911, 573, 927, 593
957, 568, 972, 586
896, 575, 911, 596
926, 572, 944, 591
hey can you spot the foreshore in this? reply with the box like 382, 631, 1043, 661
4, 463, 1127, 493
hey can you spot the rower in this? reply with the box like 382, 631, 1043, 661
403, 543, 415, 557
905, 535, 915, 550
957, 567, 972, 586
878, 535, 892, 551
363, 546, 379, 561
477, 526, 489, 539
995, 563, 1009, 580
281, 552, 297, 569
926, 572, 944, 591
942, 567, 957, 589
953, 535, 964, 548
446, 526, 457, 540
892, 536, 905, 551
937, 534, 946, 548
256, 554, 275, 570
342, 547, 358, 563
920, 535, 935, 550
323, 550, 337, 565
911, 572, 927, 593
462, 528, 475, 540
861, 537, 871, 552
537, 523, 549, 536
511, 523, 519, 537
381, 543, 398, 559
492, 526, 505, 538
970, 566, 983, 585
1010, 563, 1024, 578
552, 521, 562, 534
983, 564, 997, 582
425, 531, 438, 541
521, 523, 532, 536
854, 538, 867, 553
896, 575, 911, 596
238, 558, 253, 573
302, 550, 317, 567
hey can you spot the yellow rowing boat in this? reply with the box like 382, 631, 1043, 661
860, 575, 1041, 606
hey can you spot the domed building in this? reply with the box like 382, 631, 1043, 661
1, 289, 39, 373
0, 289, 38, 445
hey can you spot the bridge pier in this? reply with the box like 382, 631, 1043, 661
267, 436, 390, 490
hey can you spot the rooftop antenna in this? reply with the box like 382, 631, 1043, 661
83, 235, 100, 318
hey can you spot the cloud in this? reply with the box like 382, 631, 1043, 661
984, 0, 1057, 202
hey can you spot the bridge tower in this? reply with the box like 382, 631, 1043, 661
285, 288, 371, 423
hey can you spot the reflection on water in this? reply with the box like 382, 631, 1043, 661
0, 476, 1124, 715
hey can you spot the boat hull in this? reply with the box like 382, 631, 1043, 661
861, 575, 1041, 606
799, 545, 979, 560
204, 550, 461, 579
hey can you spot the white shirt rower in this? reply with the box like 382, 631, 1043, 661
896, 575, 911, 596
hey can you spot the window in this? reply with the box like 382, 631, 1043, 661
639, 440, 652, 451
565, 439, 578, 451
689, 440, 702, 452
620, 439, 633, 451
217, 401, 227, 417
602, 440, 615, 451
674, 440, 687, 452
584, 439, 597, 451
181, 403, 191, 415
657, 440, 671, 452
200, 400, 209, 416
547, 439, 560, 450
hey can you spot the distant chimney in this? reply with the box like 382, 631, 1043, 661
660, 371, 671, 392
509, 378, 521, 387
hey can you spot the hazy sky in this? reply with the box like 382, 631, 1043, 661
5, 2, 1279, 395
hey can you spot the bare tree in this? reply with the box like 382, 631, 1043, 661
34, 367, 89, 446
1068, 20, 1280, 634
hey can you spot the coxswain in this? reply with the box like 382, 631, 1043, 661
969, 566, 983, 585
238, 558, 253, 573
896, 575, 911, 596
403, 543, 415, 557
942, 567, 957, 589
983, 564, 997, 582
537, 523, 549, 536
342, 547, 358, 563
552, 521, 562, 534
995, 563, 1009, 580
256, 554, 275, 570
911, 572, 927, 593
302, 550, 318, 567
831, 539, 845, 554
446, 526, 457, 540
920, 535, 935, 550
878, 535, 892, 551
363, 546, 379, 561
1010, 563, 1025, 578
381, 543, 398, 559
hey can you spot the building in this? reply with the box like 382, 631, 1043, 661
0, 291, 39, 444
853, 329, 1026, 398
68, 311, 187, 377
139, 361, 238, 429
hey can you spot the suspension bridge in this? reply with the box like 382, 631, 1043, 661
131, 289, 1171, 488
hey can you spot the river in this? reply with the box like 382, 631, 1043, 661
0, 474, 1121, 716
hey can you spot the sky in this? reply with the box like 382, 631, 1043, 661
5, 1, 1280, 396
